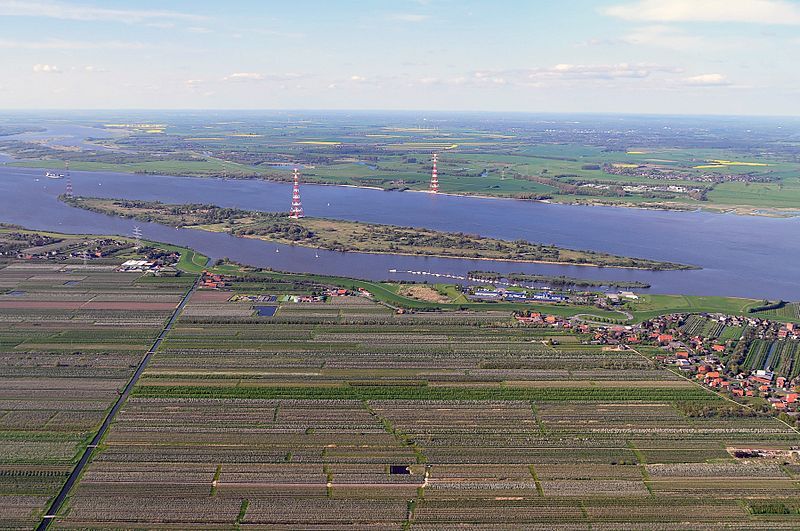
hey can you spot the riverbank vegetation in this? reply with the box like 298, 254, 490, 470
61, 196, 694, 270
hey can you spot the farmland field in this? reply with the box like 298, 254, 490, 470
680, 314, 742, 340
744, 339, 800, 379
0, 261, 190, 529
39, 272, 800, 529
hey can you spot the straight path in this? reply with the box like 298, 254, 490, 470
37, 277, 199, 530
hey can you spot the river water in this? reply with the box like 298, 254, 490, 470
0, 163, 797, 299
2, 124, 120, 150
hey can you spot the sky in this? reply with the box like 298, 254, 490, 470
1, 0, 800, 115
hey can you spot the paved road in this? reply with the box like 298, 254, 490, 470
37, 278, 198, 531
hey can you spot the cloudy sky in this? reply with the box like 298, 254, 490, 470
2, 0, 800, 115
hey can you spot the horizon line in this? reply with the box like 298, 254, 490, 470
1, 108, 800, 120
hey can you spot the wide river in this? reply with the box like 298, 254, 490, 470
0, 163, 797, 299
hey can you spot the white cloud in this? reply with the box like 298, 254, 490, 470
683, 73, 732, 86
223, 72, 304, 83
0, 38, 145, 50
32, 63, 60, 73
538, 62, 678, 79
185, 79, 207, 94
0, 0, 205, 23
146, 21, 175, 29
622, 25, 706, 51
604, 0, 800, 25
416, 63, 681, 90
224, 72, 265, 81
389, 13, 429, 22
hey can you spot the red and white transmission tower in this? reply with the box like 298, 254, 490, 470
430, 153, 439, 193
290, 167, 304, 218
64, 161, 73, 199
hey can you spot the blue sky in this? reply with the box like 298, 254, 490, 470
2, 0, 800, 114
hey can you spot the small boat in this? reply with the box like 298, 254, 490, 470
45, 171, 64, 179
315, 253, 319, 258
275, 249, 279, 253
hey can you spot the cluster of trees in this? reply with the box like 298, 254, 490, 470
0, 233, 61, 255
524, 174, 627, 197
749, 503, 800, 516
65, 197, 293, 228
748, 300, 787, 313
139, 246, 180, 265
370, 227, 569, 260
676, 402, 759, 418
236, 222, 315, 242
115, 200, 256, 224
105, 199, 319, 242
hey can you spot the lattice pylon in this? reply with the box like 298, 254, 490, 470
64, 161, 73, 198
430, 153, 439, 193
290, 168, 304, 218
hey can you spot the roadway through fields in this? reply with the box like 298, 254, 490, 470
36, 277, 199, 530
